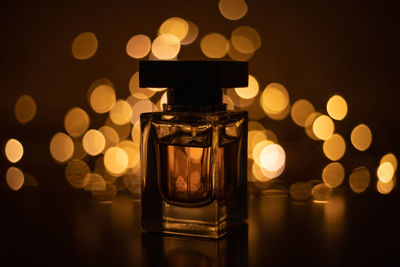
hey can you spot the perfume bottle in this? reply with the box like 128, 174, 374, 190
140, 60, 248, 239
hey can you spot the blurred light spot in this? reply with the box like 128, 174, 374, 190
14, 94, 36, 124
231, 26, 261, 54
131, 121, 141, 145
304, 112, 321, 140
200, 33, 229, 59
248, 130, 267, 159
126, 34, 151, 59
119, 140, 140, 169
82, 129, 106, 156
129, 72, 156, 100
228, 39, 254, 61
89, 80, 116, 114
84, 173, 106, 191
290, 99, 315, 127
72, 32, 98, 60
5, 138, 24, 163
260, 83, 290, 120
260, 144, 285, 173
65, 159, 90, 188
105, 117, 131, 140
349, 166, 370, 193
50, 132, 74, 163
159, 17, 189, 41
377, 176, 395, 194
64, 107, 90, 137
322, 162, 345, 188
6, 167, 24, 191
248, 120, 265, 131
312, 183, 333, 202
180, 20, 199, 45
323, 133, 346, 161
151, 34, 180, 60
289, 182, 313, 201
377, 162, 394, 183
104, 147, 129, 176
312, 115, 334, 140
219, 0, 248, 20
235, 75, 259, 99
110, 100, 132, 125
131, 100, 158, 124
326, 95, 348, 121
380, 153, 397, 171
94, 156, 117, 184
99, 126, 119, 151
351, 124, 372, 151
253, 140, 274, 166
251, 161, 271, 182
156, 91, 168, 111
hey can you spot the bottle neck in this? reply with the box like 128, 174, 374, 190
163, 104, 227, 112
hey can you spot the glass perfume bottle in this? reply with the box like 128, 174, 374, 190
140, 61, 248, 239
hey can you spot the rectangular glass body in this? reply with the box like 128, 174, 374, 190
141, 110, 247, 238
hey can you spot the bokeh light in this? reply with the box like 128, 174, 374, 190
251, 161, 270, 182
376, 162, 394, 183
260, 83, 290, 120
180, 20, 199, 45
351, 124, 372, 151
380, 153, 397, 171
50, 132, 74, 163
64, 107, 90, 137
84, 173, 106, 191
248, 130, 267, 159
312, 183, 333, 202
89, 82, 116, 114
151, 34, 180, 60
377, 177, 395, 195
104, 147, 129, 176
131, 100, 158, 124
228, 39, 254, 61
349, 166, 370, 193
99, 126, 120, 151
119, 140, 140, 169
129, 72, 156, 100
231, 26, 261, 54
259, 143, 286, 173
6, 167, 24, 191
312, 115, 335, 140
234, 75, 259, 99
200, 33, 229, 58
14, 94, 37, 124
71, 32, 98, 60
323, 133, 346, 161
110, 100, 132, 125
290, 99, 315, 127
219, 0, 248, 20
65, 159, 90, 189
326, 95, 348, 120
252, 140, 274, 166
158, 17, 189, 41
126, 34, 151, 59
304, 112, 321, 140
5, 138, 24, 163
105, 117, 131, 140
82, 129, 106, 156
322, 162, 345, 188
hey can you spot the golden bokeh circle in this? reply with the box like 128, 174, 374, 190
158, 17, 189, 41
322, 162, 345, 188
50, 132, 74, 163
234, 75, 259, 99
350, 124, 372, 151
14, 94, 37, 124
312, 115, 335, 140
218, 0, 248, 21
200, 33, 229, 59
231, 26, 261, 54
5, 138, 24, 163
64, 107, 90, 137
349, 166, 370, 194
323, 133, 346, 161
71, 32, 98, 60
326, 95, 348, 121
90, 84, 116, 114
6, 167, 24, 191
151, 34, 181, 60
126, 34, 151, 59
65, 159, 91, 189
82, 129, 106, 156
376, 162, 394, 183
290, 99, 315, 127
380, 153, 397, 171
110, 100, 132, 125
104, 147, 129, 176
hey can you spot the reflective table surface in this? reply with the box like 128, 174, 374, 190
2, 190, 399, 266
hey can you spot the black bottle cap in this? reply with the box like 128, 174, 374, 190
139, 60, 248, 111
